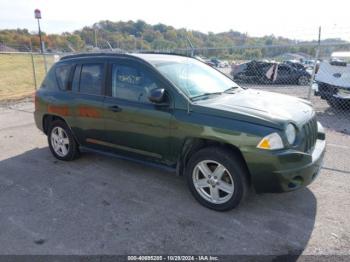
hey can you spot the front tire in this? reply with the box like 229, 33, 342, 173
326, 97, 350, 110
185, 147, 249, 211
298, 75, 310, 86
48, 120, 80, 161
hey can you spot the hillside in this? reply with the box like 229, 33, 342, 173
0, 20, 349, 59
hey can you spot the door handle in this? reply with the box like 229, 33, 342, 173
108, 105, 122, 112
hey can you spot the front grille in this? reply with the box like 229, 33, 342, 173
302, 116, 318, 153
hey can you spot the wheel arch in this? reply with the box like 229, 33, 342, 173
177, 137, 251, 185
43, 114, 82, 148
42, 114, 68, 135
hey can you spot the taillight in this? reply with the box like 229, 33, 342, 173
34, 92, 39, 111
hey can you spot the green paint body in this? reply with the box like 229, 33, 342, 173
34, 54, 326, 193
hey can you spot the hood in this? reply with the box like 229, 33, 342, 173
193, 89, 314, 129
315, 61, 350, 88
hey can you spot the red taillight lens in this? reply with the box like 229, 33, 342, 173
34, 92, 39, 111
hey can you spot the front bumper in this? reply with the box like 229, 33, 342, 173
243, 123, 326, 193
317, 82, 350, 101
272, 138, 325, 192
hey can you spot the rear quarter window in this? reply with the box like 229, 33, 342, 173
40, 67, 57, 90
55, 64, 73, 90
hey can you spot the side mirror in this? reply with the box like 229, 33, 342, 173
148, 88, 167, 104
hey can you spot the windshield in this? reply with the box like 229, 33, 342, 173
155, 58, 240, 99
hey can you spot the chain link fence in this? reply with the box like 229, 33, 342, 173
0, 42, 349, 133
206, 43, 350, 134
0, 46, 59, 102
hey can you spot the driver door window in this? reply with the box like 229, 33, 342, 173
104, 62, 172, 161
111, 64, 158, 104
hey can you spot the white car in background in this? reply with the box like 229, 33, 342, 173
315, 52, 350, 109
217, 60, 229, 68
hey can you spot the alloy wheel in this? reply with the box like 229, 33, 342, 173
50, 126, 70, 157
192, 160, 235, 204
299, 76, 309, 86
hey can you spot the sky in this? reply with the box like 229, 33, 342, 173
0, 0, 350, 41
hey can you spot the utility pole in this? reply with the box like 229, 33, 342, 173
308, 26, 321, 100
135, 37, 137, 52
94, 29, 98, 48
34, 9, 47, 73
29, 40, 37, 90
34, 9, 43, 53
129, 35, 137, 52
186, 34, 194, 57
140, 35, 143, 51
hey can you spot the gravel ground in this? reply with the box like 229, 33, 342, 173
0, 100, 349, 256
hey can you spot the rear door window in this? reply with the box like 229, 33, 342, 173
79, 64, 104, 95
55, 64, 73, 90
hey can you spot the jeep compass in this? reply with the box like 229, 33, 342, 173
34, 53, 326, 211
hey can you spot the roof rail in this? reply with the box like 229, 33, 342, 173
59, 50, 194, 61
137, 50, 193, 58
60, 50, 129, 61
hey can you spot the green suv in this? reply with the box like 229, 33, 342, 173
34, 53, 326, 211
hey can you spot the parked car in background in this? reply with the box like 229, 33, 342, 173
315, 59, 350, 109
220, 60, 230, 68
210, 58, 225, 67
204, 59, 216, 67
195, 56, 216, 67
194, 56, 207, 64
232, 61, 272, 84
302, 59, 316, 69
284, 61, 306, 71
232, 60, 311, 85
34, 53, 325, 211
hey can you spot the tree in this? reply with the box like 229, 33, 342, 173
242, 49, 262, 60
0, 20, 347, 57
66, 34, 85, 50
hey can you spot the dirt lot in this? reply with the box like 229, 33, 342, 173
0, 99, 349, 256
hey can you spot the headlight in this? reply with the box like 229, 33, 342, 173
285, 124, 296, 145
337, 89, 350, 99
257, 132, 284, 150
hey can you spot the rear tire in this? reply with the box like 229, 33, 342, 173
185, 147, 249, 211
48, 120, 80, 161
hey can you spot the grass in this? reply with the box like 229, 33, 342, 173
0, 53, 55, 101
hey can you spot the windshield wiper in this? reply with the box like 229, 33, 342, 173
191, 92, 223, 101
223, 86, 239, 93
191, 87, 240, 101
